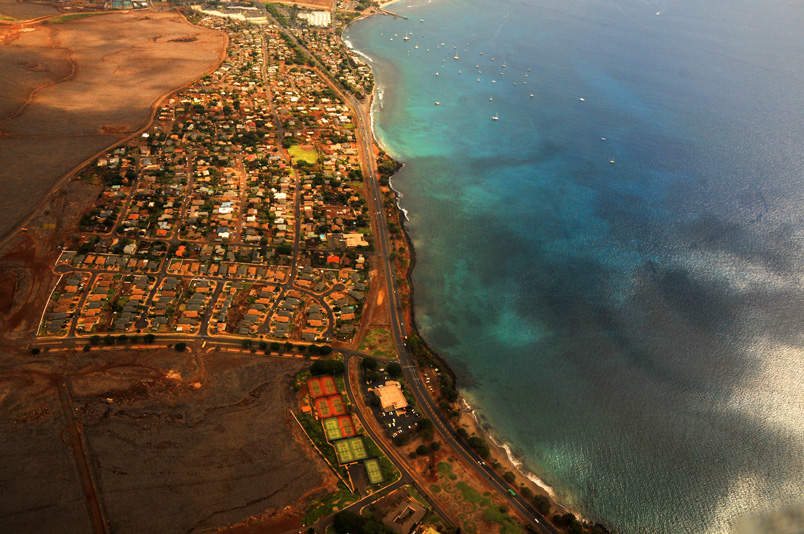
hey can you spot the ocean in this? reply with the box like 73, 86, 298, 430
344, 0, 804, 532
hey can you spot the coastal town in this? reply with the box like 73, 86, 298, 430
39, 14, 374, 344
0, 2, 604, 534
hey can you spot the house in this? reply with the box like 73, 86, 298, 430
382, 499, 426, 534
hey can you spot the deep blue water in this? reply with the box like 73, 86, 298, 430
345, 1, 804, 532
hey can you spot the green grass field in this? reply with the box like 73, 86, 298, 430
288, 144, 317, 164
302, 484, 356, 526
46, 13, 99, 24
357, 327, 396, 359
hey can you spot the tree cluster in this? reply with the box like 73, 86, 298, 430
332, 511, 395, 534
310, 359, 345, 376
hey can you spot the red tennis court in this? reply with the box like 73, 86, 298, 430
307, 375, 338, 398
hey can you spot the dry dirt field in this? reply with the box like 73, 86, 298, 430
0, 10, 226, 242
0, 0, 60, 20
0, 348, 335, 533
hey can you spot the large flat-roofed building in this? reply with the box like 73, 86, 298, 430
371, 380, 408, 414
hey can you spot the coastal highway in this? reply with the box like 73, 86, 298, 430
247, 9, 559, 532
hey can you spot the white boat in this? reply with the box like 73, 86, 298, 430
492, 114, 499, 120
403, 34, 409, 41
435, 72, 439, 76
454, 55, 459, 60
420, 18, 424, 22
435, 101, 440, 105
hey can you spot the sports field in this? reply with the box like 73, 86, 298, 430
363, 458, 384, 485
337, 415, 356, 437
307, 375, 338, 398
315, 394, 347, 419
323, 417, 343, 441
323, 415, 356, 441
333, 437, 368, 464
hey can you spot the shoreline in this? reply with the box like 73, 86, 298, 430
342, 12, 589, 528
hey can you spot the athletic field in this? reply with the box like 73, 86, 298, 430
363, 458, 384, 485
333, 436, 368, 464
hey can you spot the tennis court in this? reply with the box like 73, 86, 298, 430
308, 377, 323, 398
320, 375, 338, 395
363, 458, 384, 485
337, 415, 356, 437
307, 375, 339, 398
316, 398, 331, 418
330, 395, 345, 414
323, 417, 343, 441
333, 436, 369, 464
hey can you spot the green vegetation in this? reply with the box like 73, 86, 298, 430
46, 13, 99, 24
386, 361, 402, 378
263, 3, 288, 26
531, 494, 551, 515
287, 144, 318, 164
468, 436, 491, 458
483, 506, 524, 534
357, 328, 395, 358
457, 481, 482, 504
302, 485, 357, 525
332, 511, 395, 534
552, 513, 584, 534
310, 359, 345, 376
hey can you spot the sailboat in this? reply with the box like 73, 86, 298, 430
403, 33, 410, 41
491, 113, 499, 120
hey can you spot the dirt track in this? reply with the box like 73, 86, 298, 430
0, 11, 226, 242
0, 349, 334, 533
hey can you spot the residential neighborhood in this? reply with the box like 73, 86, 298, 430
39, 14, 375, 345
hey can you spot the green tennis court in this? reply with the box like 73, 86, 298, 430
323, 417, 343, 441
333, 437, 368, 464
363, 458, 384, 485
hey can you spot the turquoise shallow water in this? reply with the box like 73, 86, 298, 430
346, 1, 804, 532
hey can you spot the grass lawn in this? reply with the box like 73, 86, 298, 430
302, 484, 357, 525
46, 13, 99, 23
288, 144, 318, 164
357, 327, 396, 359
